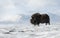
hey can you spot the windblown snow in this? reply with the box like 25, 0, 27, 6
0, 23, 60, 38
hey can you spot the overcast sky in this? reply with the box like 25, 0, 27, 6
0, 0, 60, 22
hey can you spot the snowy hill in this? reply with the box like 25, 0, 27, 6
18, 13, 60, 24
18, 14, 31, 24
47, 13, 60, 24
0, 13, 60, 25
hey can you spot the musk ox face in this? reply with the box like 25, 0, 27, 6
30, 13, 50, 26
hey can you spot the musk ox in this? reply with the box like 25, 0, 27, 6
30, 13, 50, 26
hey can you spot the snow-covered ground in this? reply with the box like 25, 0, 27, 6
0, 23, 60, 38
0, 0, 60, 38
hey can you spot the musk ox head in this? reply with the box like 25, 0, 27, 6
30, 13, 50, 26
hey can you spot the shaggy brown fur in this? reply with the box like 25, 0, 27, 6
30, 13, 50, 26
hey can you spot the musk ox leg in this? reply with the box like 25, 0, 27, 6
45, 22, 50, 25
45, 20, 50, 25
34, 24, 36, 26
34, 23, 40, 26
48, 21, 50, 25
48, 22, 50, 25
36, 22, 40, 26
37, 24, 39, 26
45, 23, 47, 25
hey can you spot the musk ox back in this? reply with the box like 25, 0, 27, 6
30, 13, 50, 26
